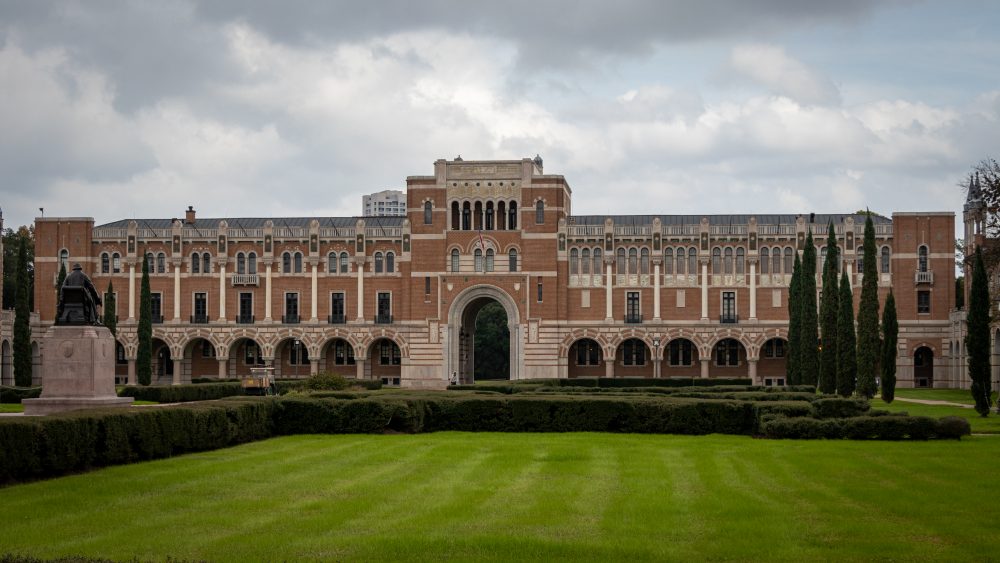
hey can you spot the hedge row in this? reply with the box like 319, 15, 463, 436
0, 400, 272, 483
761, 415, 971, 440
119, 382, 243, 403
0, 387, 41, 403
554, 377, 752, 388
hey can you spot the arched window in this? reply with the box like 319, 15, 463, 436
101, 253, 109, 274
783, 247, 793, 274
238, 252, 247, 275
881, 246, 891, 274
424, 201, 433, 225
451, 201, 460, 230
592, 248, 601, 275
857, 246, 864, 272
112, 253, 121, 274
485, 249, 494, 272
918, 245, 928, 272
712, 248, 721, 274
628, 248, 638, 275
374, 252, 384, 273
616, 248, 626, 275
59, 249, 69, 272
581, 248, 591, 275
760, 248, 770, 274
282, 252, 291, 273
736, 247, 745, 275
570, 248, 579, 275
640, 248, 650, 275
340, 252, 349, 274
386, 252, 395, 273
146, 252, 154, 272
508, 202, 518, 230
248, 252, 257, 274
462, 202, 471, 230
202, 253, 211, 274
723, 247, 733, 274
497, 201, 507, 230
535, 200, 545, 224
688, 248, 697, 276
157, 252, 165, 273
327, 252, 337, 273
820, 247, 827, 269
664, 248, 674, 275
676, 248, 686, 275
475, 249, 483, 272
485, 202, 494, 230
192, 252, 201, 274
451, 249, 460, 273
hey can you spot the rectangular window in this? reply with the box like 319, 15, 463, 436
330, 292, 345, 323
285, 293, 299, 322
244, 341, 263, 366
334, 340, 355, 365
377, 292, 392, 323
201, 340, 215, 358
669, 340, 693, 366
626, 291, 640, 323
150, 293, 162, 323
193, 292, 208, 323
537, 276, 543, 302
238, 292, 253, 323
425, 276, 431, 296
721, 291, 736, 323
917, 290, 930, 314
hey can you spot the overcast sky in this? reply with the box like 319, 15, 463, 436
1, 1, 997, 233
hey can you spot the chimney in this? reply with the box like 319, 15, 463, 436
185, 206, 196, 225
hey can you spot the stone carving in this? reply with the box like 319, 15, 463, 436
447, 163, 521, 180
56, 264, 103, 326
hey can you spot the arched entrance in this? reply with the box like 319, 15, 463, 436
711, 338, 747, 377
568, 338, 603, 378
914, 346, 934, 388
448, 285, 520, 384
152, 338, 173, 384
369, 338, 401, 386
663, 338, 700, 378
758, 338, 788, 385
183, 337, 218, 380
228, 337, 264, 378
275, 337, 310, 379
322, 338, 356, 375
616, 338, 652, 377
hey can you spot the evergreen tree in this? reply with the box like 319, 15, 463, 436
799, 230, 819, 386
836, 270, 857, 397
955, 276, 965, 310
137, 255, 153, 386
880, 290, 898, 403
473, 302, 510, 380
55, 261, 66, 315
819, 222, 840, 394
786, 252, 803, 385
103, 281, 117, 338
966, 247, 993, 416
13, 237, 32, 387
856, 213, 881, 399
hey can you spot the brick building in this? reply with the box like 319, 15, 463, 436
15, 157, 962, 389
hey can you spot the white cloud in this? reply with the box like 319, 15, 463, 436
728, 44, 841, 106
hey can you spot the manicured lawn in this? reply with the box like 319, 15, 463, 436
1, 433, 998, 561
893, 387, 998, 405
877, 399, 1000, 434
0, 404, 23, 413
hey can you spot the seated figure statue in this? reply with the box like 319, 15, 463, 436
56, 263, 103, 326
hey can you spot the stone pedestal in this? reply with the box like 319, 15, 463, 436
23, 325, 134, 415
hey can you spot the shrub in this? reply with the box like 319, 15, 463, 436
936, 416, 972, 439
761, 414, 956, 440
0, 386, 42, 403
118, 383, 243, 403
811, 398, 870, 418
305, 373, 350, 391
754, 401, 814, 420
191, 377, 239, 384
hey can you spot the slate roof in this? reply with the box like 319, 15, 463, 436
567, 213, 892, 226
95, 216, 406, 229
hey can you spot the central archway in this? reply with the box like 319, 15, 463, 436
447, 285, 521, 384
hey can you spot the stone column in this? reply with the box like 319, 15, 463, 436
701, 259, 709, 321
653, 261, 661, 321
172, 358, 182, 386
264, 260, 273, 322
605, 261, 613, 321
128, 264, 136, 320
748, 358, 759, 384
217, 262, 227, 321
604, 358, 615, 378
356, 358, 367, 380
310, 262, 319, 322
653, 356, 662, 379
700, 357, 710, 378
309, 360, 319, 376
356, 257, 366, 322
217, 358, 228, 379
173, 261, 181, 321
749, 259, 757, 321
127, 358, 136, 385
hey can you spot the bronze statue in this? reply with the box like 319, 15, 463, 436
56, 263, 103, 326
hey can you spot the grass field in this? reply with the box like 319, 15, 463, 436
1, 433, 998, 562
893, 387, 998, 405
878, 398, 1000, 434
0, 404, 22, 413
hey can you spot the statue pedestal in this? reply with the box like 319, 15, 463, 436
23, 325, 133, 416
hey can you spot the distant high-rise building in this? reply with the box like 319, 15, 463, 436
363, 190, 406, 217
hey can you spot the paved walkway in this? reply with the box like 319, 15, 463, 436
893, 397, 974, 409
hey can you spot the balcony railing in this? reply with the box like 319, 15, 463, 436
236, 314, 255, 324
328, 314, 346, 324
375, 313, 393, 324
231, 274, 259, 286
720, 314, 739, 324
624, 313, 643, 324
190, 314, 209, 324
915, 271, 934, 284
282, 314, 300, 324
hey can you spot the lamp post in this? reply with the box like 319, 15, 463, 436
653, 337, 661, 378
294, 339, 301, 379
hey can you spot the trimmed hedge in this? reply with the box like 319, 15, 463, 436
811, 397, 870, 418
0, 386, 41, 403
119, 383, 243, 403
0, 399, 272, 484
760, 414, 971, 440
557, 377, 752, 388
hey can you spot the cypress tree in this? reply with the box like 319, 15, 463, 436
137, 255, 153, 386
13, 238, 32, 387
880, 290, 898, 403
836, 270, 857, 397
55, 261, 66, 315
103, 281, 117, 338
786, 252, 803, 385
967, 247, 993, 416
819, 222, 840, 394
856, 213, 880, 399
799, 230, 819, 386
